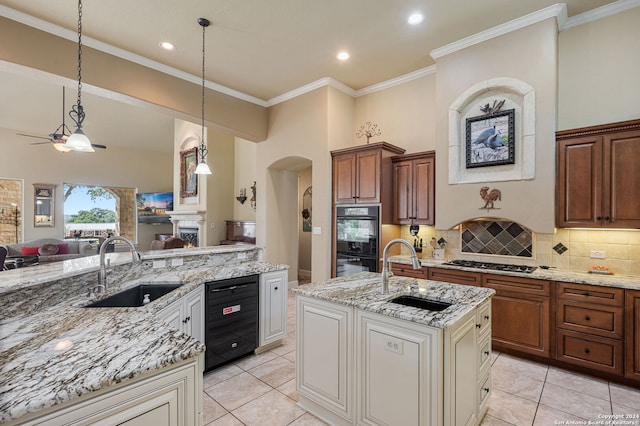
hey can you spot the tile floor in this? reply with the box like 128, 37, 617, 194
201, 290, 640, 425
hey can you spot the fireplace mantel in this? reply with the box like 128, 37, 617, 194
166, 210, 206, 247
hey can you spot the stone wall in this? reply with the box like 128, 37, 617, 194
0, 179, 22, 244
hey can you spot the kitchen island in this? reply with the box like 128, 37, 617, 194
293, 272, 495, 426
0, 245, 287, 425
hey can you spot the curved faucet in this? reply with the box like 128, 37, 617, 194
381, 238, 422, 294
98, 236, 141, 290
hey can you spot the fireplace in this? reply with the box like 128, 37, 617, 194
179, 227, 198, 248
166, 210, 206, 247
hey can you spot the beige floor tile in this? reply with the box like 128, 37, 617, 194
232, 389, 306, 426
491, 353, 548, 382
540, 382, 611, 418
283, 350, 296, 364
490, 351, 500, 366
270, 333, 296, 356
479, 414, 514, 425
204, 363, 244, 389
207, 413, 245, 426
612, 402, 640, 417
248, 356, 296, 388
203, 393, 228, 424
233, 350, 278, 371
277, 378, 298, 401
610, 383, 640, 411
533, 403, 587, 425
487, 388, 538, 425
492, 365, 544, 402
206, 372, 272, 411
545, 367, 610, 401
288, 412, 330, 425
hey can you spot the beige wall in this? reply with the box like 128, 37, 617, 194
354, 74, 437, 154
298, 167, 312, 276
233, 138, 257, 221
0, 127, 173, 248
434, 19, 558, 233
558, 7, 640, 130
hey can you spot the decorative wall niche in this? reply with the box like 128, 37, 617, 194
449, 77, 536, 184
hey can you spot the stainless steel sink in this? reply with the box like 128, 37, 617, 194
389, 295, 452, 312
85, 283, 182, 308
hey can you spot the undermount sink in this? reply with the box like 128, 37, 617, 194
85, 283, 182, 308
389, 295, 453, 312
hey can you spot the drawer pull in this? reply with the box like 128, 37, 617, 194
484, 315, 490, 320
585, 315, 590, 321
484, 351, 490, 356
584, 348, 590, 354
182, 316, 191, 324
274, 286, 278, 291
483, 387, 490, 393
583, 291, 590, 297
476, 324, 482, 329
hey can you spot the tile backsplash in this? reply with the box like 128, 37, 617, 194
400, 224, 640, 276
460, 221, 532, 257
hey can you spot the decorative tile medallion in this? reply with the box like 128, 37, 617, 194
461, 220, 533, 257
553, 242, 568, 255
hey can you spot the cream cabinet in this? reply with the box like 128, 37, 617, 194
259, 270, 288, 347
357, 310, 441, 426
15, 358, 203, 426
157, 286, 205, 344
296, 296, 354, 425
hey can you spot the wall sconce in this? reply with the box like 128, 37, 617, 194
236, 188, 247, 204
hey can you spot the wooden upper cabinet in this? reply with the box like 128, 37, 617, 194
391, 151, 435, 225
331, 142, 405, 206
556, 119, 640, 228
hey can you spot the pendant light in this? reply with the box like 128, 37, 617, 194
194, 18, 211, 175
65, 0, 94, 153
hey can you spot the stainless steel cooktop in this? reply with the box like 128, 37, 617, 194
444, 259, 537, 274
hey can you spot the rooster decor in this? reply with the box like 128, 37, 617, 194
479, 186, 501, 210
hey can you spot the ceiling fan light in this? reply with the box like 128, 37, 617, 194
53, 142, 72, 153
194, 161, 212, 175
66, 128, 95, 152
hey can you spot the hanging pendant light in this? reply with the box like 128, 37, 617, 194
194, 17, 211, 175
66, 0, 94, 153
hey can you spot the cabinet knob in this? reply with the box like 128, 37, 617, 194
585, 315, 590, 321
604, 216, 610, 221
584, 348, 590, 354
182, 316, 191, 324
483, 387, 490, 393
484, 351, 490, 356
274, 286, 279, 291
583, 291, 590, 297
484, 315, 490, 320
597, 216, 602, 220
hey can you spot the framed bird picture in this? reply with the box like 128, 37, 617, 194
465, 109, 515, 168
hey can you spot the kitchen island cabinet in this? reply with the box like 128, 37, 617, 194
157, 285, 205, 344
294, 272, 494, 426
259, 269, 288, 349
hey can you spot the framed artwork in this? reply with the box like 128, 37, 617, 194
465, 109, 515, 168
34, 184, 55, 227
180, 147, 198, 197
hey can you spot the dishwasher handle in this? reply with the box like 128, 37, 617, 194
209, 284, 249, 293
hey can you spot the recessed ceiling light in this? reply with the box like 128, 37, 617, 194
408, 13, 424, 25
159, 41, 175, 51
337, 51, 350, 61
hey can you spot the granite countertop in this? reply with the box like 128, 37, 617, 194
292, 271, 494, 329
0, 258, 287, 423
387, 256, 640, 290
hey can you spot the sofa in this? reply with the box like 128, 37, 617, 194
1, 238, 95, 263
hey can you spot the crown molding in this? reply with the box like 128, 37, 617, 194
354, 66, 436, 97
562, 0, 640, 30
265, 77, 356, 107
430, 3, 567, 60
0, 5, 268, 107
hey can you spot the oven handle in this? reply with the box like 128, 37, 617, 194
209, 284, 249, 293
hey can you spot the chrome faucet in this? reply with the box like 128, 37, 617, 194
98, 236, 141, 290
381, 238, 422, 294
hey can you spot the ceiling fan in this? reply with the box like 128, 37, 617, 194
17, 87, 107, 152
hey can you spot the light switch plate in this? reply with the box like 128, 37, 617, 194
238, 252, 247, 260
313, 227, 321, 235
590, 250, 605, 259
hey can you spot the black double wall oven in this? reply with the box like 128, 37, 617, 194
335, 205, 380, 277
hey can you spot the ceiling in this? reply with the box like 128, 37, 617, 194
0, 0, 620, 153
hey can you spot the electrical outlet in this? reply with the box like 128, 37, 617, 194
590, 250, 605, 259
171, 258, 183, 267
153, 260, 166, 268
238, 252, 247, 260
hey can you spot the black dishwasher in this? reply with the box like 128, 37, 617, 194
204, 275, 259, 371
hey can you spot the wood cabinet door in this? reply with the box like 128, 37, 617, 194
355, 150, 381, 203
556, 135, 603, 228
625, 290, 640, 382
392, 160, 412, 224
413, 156, 435, 225
604, 130, 640, 228
333, 153, 357, 204
428, 267, 481, 286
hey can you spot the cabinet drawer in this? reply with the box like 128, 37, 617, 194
483, 274, 551, 297
557, 282, 624, 307
390, 264, 428, 279
478, 334, 492, 377
556, 329, 623, 375
557, 300, 624, 339
428, 267, 481, 286
477, 372, 491, 414
476, 300, 491, 338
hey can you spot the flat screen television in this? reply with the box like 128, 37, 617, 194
137, 192, 173, 224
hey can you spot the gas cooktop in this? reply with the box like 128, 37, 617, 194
444, 259, 538, 274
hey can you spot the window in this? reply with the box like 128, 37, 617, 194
63, 184, 136, 241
